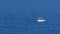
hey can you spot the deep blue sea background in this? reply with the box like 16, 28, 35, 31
0, 0, 60, 34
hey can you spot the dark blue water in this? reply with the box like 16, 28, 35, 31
0, 0, 60, 34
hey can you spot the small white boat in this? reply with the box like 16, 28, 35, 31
37, 18, 46, 23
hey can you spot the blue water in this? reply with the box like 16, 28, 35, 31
0, 0, 60, 34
